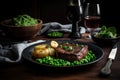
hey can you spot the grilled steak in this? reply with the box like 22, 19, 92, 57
55, 42, 88, 61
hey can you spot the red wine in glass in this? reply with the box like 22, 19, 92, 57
84, 16, 100, 30
84, 3, 101, 33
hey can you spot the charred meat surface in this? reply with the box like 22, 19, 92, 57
55, 42, 88, 61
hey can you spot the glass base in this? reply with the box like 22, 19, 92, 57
69, 32, 81, 39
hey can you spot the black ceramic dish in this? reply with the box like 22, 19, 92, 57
91, 32, 120, 45
22, 40, 104, 70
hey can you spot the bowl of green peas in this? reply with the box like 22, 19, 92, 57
0, 14, 43, 40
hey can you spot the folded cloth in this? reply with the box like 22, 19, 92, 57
39, 22, 86, 35
0, 40, 45, 63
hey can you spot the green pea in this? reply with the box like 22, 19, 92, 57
63, 46, 68, 50
69, 46, 74, 51
66, 42, 69, 45
76, 43, 79, 46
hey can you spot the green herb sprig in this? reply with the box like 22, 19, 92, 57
95, 25, 117, 38
47, 31, 63, 37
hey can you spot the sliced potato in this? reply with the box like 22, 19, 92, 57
32, 50, 40, 58
38, 49, 49, 58
32, 42, 56, 58
47, 47, 55, 56
34, 44, 47, 51
50, 40, 59, 48
32, 49, 49, 58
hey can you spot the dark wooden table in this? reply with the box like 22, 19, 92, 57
0, 34, 120, 80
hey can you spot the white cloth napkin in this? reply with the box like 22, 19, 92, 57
39, 22, 86, 35
0, 40, 45, 63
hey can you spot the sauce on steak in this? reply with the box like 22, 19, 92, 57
55, 42, 88, 61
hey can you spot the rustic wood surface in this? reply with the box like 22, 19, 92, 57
0, 34, 120, 80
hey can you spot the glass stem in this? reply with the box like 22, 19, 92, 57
72, 21, 79, 33
69, 21, 81, 38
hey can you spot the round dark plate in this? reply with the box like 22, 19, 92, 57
22, 40, 104, 69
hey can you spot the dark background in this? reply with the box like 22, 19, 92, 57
0, 0, 119, 33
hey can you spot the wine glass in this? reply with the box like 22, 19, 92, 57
67, 0, 83, 38
84, 3, 101, 34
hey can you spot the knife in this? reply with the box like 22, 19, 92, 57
100, 44, 117, 76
